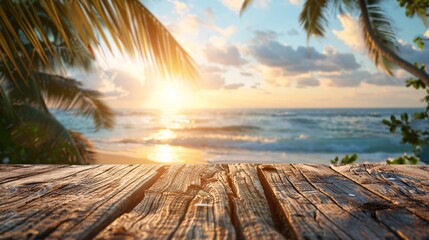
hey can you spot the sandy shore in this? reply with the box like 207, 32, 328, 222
94, 151, 158, 164
94, 145, 208, 164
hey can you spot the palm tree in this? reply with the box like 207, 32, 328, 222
240, 0, 429, 86
0, 33, 114, 164
0, 0, 198, 82
0, 0, 198, 164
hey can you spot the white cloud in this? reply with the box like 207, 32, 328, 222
333, 14, 365, 53
220, 0, 270, 12
220, 0, 242, 12
205, 43, 248, 66
217, 25, 236, 37
247, 30, 410, 88
289, 0, 301, 5
199, 65, 245, 90
169, 0, 189, 15
425, 29, 429, 38
224, 83, 245, 89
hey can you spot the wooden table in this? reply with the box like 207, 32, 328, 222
1, 164, 428, 239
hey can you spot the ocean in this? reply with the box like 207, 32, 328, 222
54, 108, 424, 164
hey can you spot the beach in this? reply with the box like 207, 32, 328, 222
57, 108, 421, 164
94, 144, 209, 164
94, 151, 157, 164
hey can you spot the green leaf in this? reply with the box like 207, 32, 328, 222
413, 112, 427, 120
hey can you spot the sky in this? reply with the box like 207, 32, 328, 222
76, 0, 429, 109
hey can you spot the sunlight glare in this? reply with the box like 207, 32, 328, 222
158, 83, 185, 110
148, 144, 180, 163
153, 129, 176, 140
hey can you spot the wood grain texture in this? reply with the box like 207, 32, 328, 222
97, 164, 236, 239
0, 164, 64, 184
1, 163, 429, 239
0, 164, 164, 239
295, 164, 429, 239
257, 164, 351, 239
228, 164, 284, 239
332, 164, 429, 223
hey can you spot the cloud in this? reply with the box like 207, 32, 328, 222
322, 70, 404, 87
425, 29, 429, 38
249, 32, 360, 73
220, 0, 270, 12
200, 65, 225, 89
296, 76, 319, 88
247, 30, 410, 88
169, 0, 189, 15
240, 71, 253, 77
167, 3, 236, 38
73, 69, 153, 107
287, 28, 299, 36
253, 30, 279, 43
199, 65, 246, 90
224, 83, 245, 90
289, 0, 302, 6
251, 82, 260, 89
333, 14, 365, 53
204, 43, 248, 66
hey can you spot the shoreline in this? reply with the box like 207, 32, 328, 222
93, 145, 208, 164
94, 150, 158, 164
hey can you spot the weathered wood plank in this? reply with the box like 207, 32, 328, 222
0, 164, 64, 184
228, 164, 285, 239
296, 164, 429, 239
97, 164, 236, 239
332, 164, 429, 223
0, 164, 164, 239
257, 164, 351, 239
171, 170, 235, 239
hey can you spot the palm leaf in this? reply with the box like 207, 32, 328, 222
0, 83, 15, 122
69, 130, 96, 164
0, 0, 198, 82
11, 103, 88, 164
240, 0, 254, 16
34, 72, 115, 131
2, 68, 50, 113
299, 0, 330, 41
360, 0, 398, 75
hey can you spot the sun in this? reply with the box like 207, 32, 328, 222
156, 83, 186, 110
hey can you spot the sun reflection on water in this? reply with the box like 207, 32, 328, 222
155, 129, 176, 140
147, 144, 181, 163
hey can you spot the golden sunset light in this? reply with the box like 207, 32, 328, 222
2, 1, 429, 238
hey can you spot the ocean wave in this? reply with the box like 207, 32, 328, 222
95, 135, 410, 154
176, 125, 262, 132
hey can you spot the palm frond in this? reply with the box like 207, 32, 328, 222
360, 0, 398, 75
34, 72, 115, 131
3, 68, 50, 113
69, 130, 96, 164
240, 0, 255, 16
0, 82, 15, 122
331, 0, 358, 14
25, 38, 95, 73
299, 0, 330, 41
11, 103, 88, 164
0, 0, 199, 82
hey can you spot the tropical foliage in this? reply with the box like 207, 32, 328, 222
241, 0, 429, 164
330, 154, 358, 164
0, 0, 198, 82
240, 0, 429, 86
382, 35, 429, 164
0, 0, 198, 164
